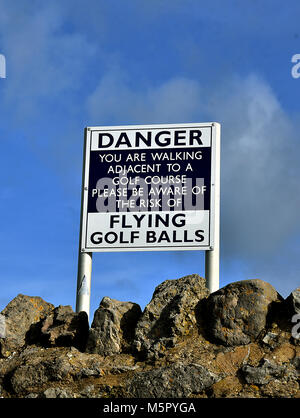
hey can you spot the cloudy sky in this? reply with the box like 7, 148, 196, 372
0, 0, 300, 318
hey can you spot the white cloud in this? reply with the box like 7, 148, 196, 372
86, 70, 300, 294
211, 74, 300, 256
86, 69, 202, 124
0, 2, 96, 119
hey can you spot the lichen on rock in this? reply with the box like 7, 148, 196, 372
133, 274, 209, 359
0, 276, 299, 399
0, 294, 54, 357
204, 279, 283, 346
85, 296, 142, 356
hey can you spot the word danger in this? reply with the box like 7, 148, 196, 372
98, 129, 203, 148
90, 213, 204, 245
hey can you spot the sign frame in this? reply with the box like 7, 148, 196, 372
80, 122, 218, 252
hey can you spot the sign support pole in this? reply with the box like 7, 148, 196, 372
76, 128, 93, 319
205, 123, 220, 293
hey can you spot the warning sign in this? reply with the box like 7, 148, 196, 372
80, 123, 219, 252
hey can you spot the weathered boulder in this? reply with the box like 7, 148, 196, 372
241, 358, 292, 385
126, 363, 218, 397
0, 294, 54, 357
133, 274, 209, 359
85, 297, 142, 356
6, 346, 104, 395
284, 288, 300, 316
27, 305, 89, 351
204, 279, 282, 346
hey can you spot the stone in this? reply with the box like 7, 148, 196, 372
27, 305, 89, 351
262, 332, 279, 347
241, 359, 287, 385
6, 346, 104, 395
211, 376, 242, 397
204, 279, 282, 346
10, 355, 71, 394
260, 379, 299, 398
85, 297, 141, 356
43, 387, 72, 398
264, 342, 296, 364
0, 294, 54, 357
284, 288, 300, 316
214, 346, 250, 375
126, 363, 218, 397
133, 274, 209, 359
25, 393, 39, 398
80, 385, 95, 398
292, 356, 300, 371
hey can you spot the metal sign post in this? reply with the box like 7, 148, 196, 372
76, 123, 221, 318
76, 129, 93, 319
205, 123, 220, 293
76, 251, 92, 317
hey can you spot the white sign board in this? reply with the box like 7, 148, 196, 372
80, 123, 219, 252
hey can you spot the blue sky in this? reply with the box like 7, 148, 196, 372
1, 0, 300, 319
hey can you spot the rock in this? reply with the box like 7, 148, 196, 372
264, 342, 296, 364
8, 347, 104, 395
27, 305, 89, 351
0, 277, 299, 399
80, 384, 95, 398
241, 359, 287, 385
292, 356, 300, 371
0, 315, 5, 339
204, 279, 282, 346
43, 387, 72, 398
10, 355, 71, 394
75, 366, 102, 379
211, 376, 243, 397
126, 363, 218, 397
260, 379, 299, 398
214, 345, 250, 375
0, 294, 54, 357
26, 393, 39, 398
284, 288, 300, 316
133, 274, 209, 359
85, 297, 141, 356
262, 332, 278, 347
